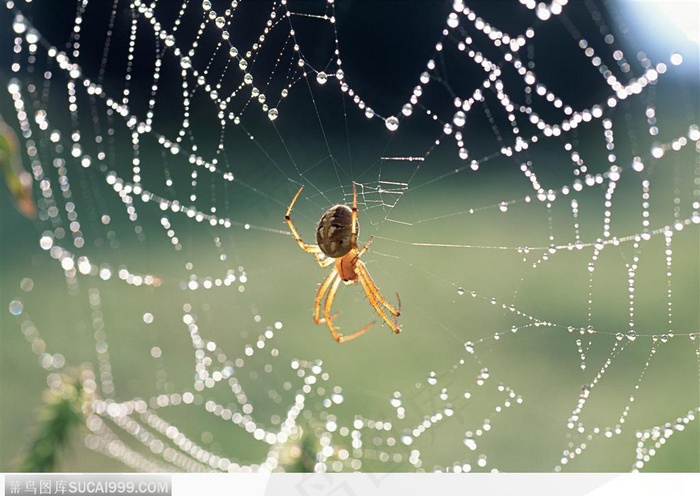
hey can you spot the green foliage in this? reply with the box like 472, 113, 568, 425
19, 375, 84, 472
278, 428, 319, 473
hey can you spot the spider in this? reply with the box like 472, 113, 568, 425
285, 183, 401, 343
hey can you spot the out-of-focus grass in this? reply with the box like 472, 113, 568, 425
2, 171, 698, 472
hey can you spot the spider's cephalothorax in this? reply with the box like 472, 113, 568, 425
316, 204, 358, 259
285, 183, 401, 343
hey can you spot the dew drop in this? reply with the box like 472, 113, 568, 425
632, 156, 645, 171
180, 57, 192, 69
453, 111, 466, 127
39, 235, 53, 250
457, 287, 465, 295
20, 278, 34, 292
650, 144, 664, 159
427, 371, 437, 385
13, 15, 27, 34
464, 341, 474, 353
316, 71, 328, 85
463, 435, 477, 450
385, 116, 399, 131
688, 125, 700, 142
626, 330, 637, 341
670, 52, 683, 66
447, 12, 460, 29
267, 108, 279, 121
402, 103, 413, 116
9, 299, 23, 316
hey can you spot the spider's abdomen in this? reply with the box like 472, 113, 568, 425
316, 204, 358, 258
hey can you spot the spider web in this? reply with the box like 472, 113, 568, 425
1, 0, 698, 474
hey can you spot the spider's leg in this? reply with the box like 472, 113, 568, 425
322, 275, 376, 343
285, 185, 331, 267
315, 264, 376, 343
356, 261, 401, 334
286, 185, 305, 214
322, 272, 347, 342
351, 181, 358, 238
314, 268, 339, 324
316, 255, 335, 268
285, 186, 316, 252
354, 235, 373, 259
356, 260, 401, 316
335, 321, 376, 343
394, 291, 403, 317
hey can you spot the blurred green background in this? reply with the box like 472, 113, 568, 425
2, 167, 698, 471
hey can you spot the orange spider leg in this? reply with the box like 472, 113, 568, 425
285, 185, 331, 267
353, 236, 401, 321
322, 272, 376, 343
334, 321, 376, 343
355, 234, 371, 257
347, 234, 401, 334
358, 262, 401, 319
350, 181, 358, 238
314, 268, 339, 324
356, 261, 402, 334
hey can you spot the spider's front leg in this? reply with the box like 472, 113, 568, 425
285, 185, 333, 268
